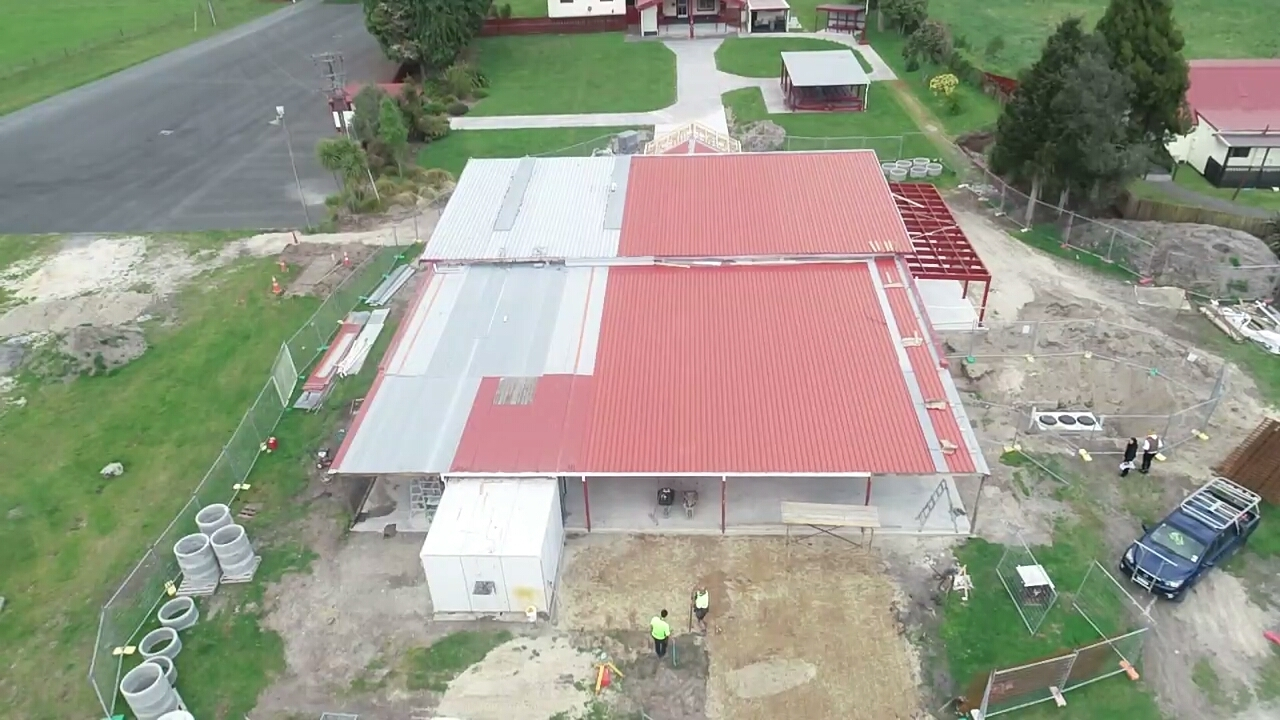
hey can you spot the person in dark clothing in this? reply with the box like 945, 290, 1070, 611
1120, 438, 1139, 477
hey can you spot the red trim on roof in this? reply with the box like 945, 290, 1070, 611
890, 182, 991, 284
331, 264, 433, 471
577, 264, 940, 474
635, 0, 661, 9
450, 375, 595, 473
874, 258, 976, 473
1187, 60, 1280, 132
660, 138, 726, 155
619, 152, 913, 257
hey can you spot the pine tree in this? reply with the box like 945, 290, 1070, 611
990, 17, 1092, 225
1095, 0, 1190, 144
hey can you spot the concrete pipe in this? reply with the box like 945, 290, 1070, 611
210, 524, 255, 574
139, 627, 183, 661
196, 503, 233, 536
144, 655, 178, 688
173, 533, 220, 585
120, 662, 180, 720
157, 596, 199, 632
912, 156, 931, 167
157, 712, 195, 720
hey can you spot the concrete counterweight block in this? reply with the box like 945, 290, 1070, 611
157, 596, 199, 632
120, 662, 181, 720
196, 503, 233, 537
144, 655, 178, 688
210, 523, 256, 576
173, 533, 220, 585
139, 627, 183, 661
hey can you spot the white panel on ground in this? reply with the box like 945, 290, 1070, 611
915, 279, 979, 331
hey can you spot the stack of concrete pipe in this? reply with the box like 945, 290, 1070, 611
120, 662, 186, 720
144, 655, 178, 688
158, 712, 195, 720
210, 523, 257, 577
139, 627, 183, 662
196, 503, 233, 536
173, 532, 220, 587
157, 596, 200, 632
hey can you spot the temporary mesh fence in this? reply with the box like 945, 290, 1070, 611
960, 164, 1280, 302
995, 535, 1060, 635
782, 134, 913, 159
88, 247, 402, 718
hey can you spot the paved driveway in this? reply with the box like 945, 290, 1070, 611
0, 2, 394, 233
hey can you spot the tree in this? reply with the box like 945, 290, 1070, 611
903, 19, 952, 66
362, 0, 491, 71
316, 136, 375, 212
1049, 35, 1145, 205
881, 0, 928, 35
990, 17, 1093, 226
377, 96, 410, 174
1095, 0, 1190, 144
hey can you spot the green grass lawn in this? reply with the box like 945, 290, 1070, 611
0, 245, 408, 719
417, 126, 646, 176
470, 33, 676, 116
722, 86, 938, 161
0, 0, 281, 115
501, 0, 549, 17
865, 25, 1002, 137
928, 0, 1280, 77
1169, 167, 1280, 212
714, 36, 871, 77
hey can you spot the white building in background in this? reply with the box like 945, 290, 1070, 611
1166, 59, 1280, 189
547, 0, 625, 18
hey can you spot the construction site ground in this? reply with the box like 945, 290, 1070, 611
4, 200, 1280, 720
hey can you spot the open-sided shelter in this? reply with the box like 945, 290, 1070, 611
780, 50, 869, 112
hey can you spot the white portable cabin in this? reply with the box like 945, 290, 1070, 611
420, 478, 565, 617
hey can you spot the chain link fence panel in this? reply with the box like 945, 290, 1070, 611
89, 248, 403, 718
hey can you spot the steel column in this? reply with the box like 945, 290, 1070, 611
582, 477, 591, 533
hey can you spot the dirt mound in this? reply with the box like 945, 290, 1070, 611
737, 121, 786, 152
434, 635, 597, 720
1071, 220, 1279, 298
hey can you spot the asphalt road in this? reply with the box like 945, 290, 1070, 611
0, 1, 396, 233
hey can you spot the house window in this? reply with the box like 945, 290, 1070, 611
697, 0, 717, 10
472, 581, 496, 595
1227, 147, 1251, 159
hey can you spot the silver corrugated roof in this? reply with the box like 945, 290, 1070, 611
423, 156, 628, 262
781, 50, 869, 88
333, 265, 610, 475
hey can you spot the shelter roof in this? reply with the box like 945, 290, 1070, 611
422, 156, 629, 262
781, 50, 869, 87
748, 0, 792, 10
1187, 60, 1280, 133
618, 151, 912, 256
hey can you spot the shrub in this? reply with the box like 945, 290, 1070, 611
424, 101, 447, 115
422, 168, 456, 189
443, 63, 478, 99
420, 114, 451, 140
472, 87, 489, 99
905, 57, 920, 73
499, 3, 513, 18
446, 101, 470, 116
904, 20, 953, 66
487, 3, 498, 18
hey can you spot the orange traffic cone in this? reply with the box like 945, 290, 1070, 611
271, 277, 283, 296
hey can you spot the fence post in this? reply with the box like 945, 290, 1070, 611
1028, 321, 1041, 356
979, 668, 996, 716
1104, 228, 1117, 264
1063, 211, 1075, 247
412, 214, 419, 243
998, 183, 1007, 214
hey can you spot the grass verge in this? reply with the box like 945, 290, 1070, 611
0, 0, 282, 115
417, 126, 645, 176
471, 33, 676, 116
402, 630, 514, 692
714, 36, 871, 77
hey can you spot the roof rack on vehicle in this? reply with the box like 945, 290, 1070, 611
1179, 477, 1261, 531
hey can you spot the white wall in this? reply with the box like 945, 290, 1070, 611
662, 0, 721, 16
1167, 116, 1226, 175
548, 0, 624, 18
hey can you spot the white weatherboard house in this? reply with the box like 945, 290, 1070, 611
419, 478, 565, 619
548, 0, 625, 19
1166, 59, 1280, 189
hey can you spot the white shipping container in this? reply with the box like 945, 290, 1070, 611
420, 478, 564, 615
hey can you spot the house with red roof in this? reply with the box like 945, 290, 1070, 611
1167, 59, 1280, 189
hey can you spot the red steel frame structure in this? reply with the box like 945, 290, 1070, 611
890, 182, 993, 322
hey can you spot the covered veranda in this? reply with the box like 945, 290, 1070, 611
554, 473, 982, 536
780, 49, 869, 111
892, 181, 993, 328
815, 3, 867, 40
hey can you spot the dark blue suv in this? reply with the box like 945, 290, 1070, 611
1119, 477, 1261, 602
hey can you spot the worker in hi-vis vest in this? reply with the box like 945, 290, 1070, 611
650, 609, 671, 658
693, 588, 710, 633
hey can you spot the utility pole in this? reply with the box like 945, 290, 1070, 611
271, 106, 312, 230
312, 52, 348, 134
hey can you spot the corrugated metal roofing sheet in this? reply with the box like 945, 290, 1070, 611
331, 265, 606, 475
618, 151, 913, 257
1188, 60, 1280, 133
577, 263, 948, 474
782, 50, 869, 87
423, 156, 626, 262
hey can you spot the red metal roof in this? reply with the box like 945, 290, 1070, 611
1187, 60, 1280, 132
660, 139, 726, 155
619, 151, 913, 257
576, 263, 969, 474
451, 375, 595, 473
890, 182, 991, 283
